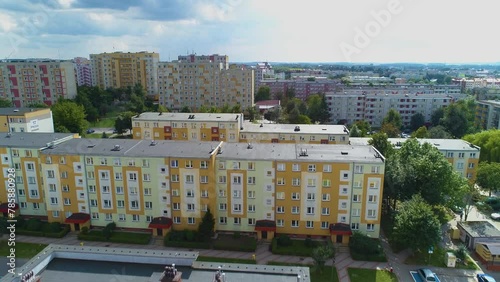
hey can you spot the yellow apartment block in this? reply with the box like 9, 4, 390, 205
132, 112, 350, 144
350, 137, 481, 183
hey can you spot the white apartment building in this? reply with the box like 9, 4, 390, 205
158, 54, 254, 111
0, 59, 77, 107
73, 57, 93, 86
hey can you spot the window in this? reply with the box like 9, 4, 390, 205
201, 190, 208, 198
277, 178, 285, 185
247, 191, 256, 198
114, 186, 123, 194
232, 176, 241, 184
277, 163, 285, 171
233, 218, 241, 225
219, 203, 227, 211
341, 187, 348, 194
131, 200, 139, 209
369, 181, 378, 189
102, 186, 110, 193
276, 192, 285, 200
292, 193, 300, 200
291, 220, 299, 227
185, 175, 194, 183
457, 163, 464, 169
171, 160, 178, 167
470, 153, 477, 158
103, 200, 112, 208
48, 184, 56, 192
32, 203, 39, 209
468, 163, 475, 168
276, 206, 284, 213
88, 185, 96, 193
232, 162, 240, 169
142, 159, 149, 167
292, 178, 300, 186
351, 223, 359, 230
219, 217, 227, 224
233, 204, 242, 212
447, 152, 454, 158
117, 200, 125, 208
233, 190, 241, 198
247, 176, 256, 185
171, 174, 179, 182
322, 207, 330, 215
248, 218, 255, 225
173, 203, 180, 210
28, 176, 36, 184
248, 204, 256, 212
306, 221, 314, 228
100, 158, 107, 165
368, 195, 377, 203
367, 224, 375, 231
50, 197, 58, 205
292, 164, 300, 171
128, 159, 135, 166
114, 172, 122, 180
92, 213, 99, 219
132, 215, 140, 222
29, 189, 38, 197
18, 189, 25, 196
173, 217, 181, 224
218, 176, 226, 183
219, 189, 226, 197
142, 174, 151, 182
307, 178, 316, 187
322, 179, 331, 187
247, 162, 255, 170
340, 202, 347, 209
64, 198, 71, 205
307, 193, 315, 200
185, 160, 193, 168
119, 214, 126, 221
371, 166, 380, 174
218, 162, 225, 170
354, 165, 363, 173
144, 188, 152, 196
52, 211, 59, 218
27, 163, 34, 171
342, 173, 349, 179
308, 164, 316, 172
291, 206, 299, 214
307, 207, 315, 215
200, 161, 208, 169
47, 170, 55, 178
186, 189, 195, 198
188, 217, 195, 224
277, 219, 284, 227
321, 221, 329, 229
367, 209, 376, 218
353, 194, 361, 202
323, 165, 332, 172
113, 158, 121, 166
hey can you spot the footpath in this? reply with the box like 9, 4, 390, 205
7, 230, 485, 282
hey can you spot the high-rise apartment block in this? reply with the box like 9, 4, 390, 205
158, 54, 254, 111
90, 51, 160, 95
73, 57, 93, 86
131, 112, 350, 144
1, 134, 385, 242
476, 100, 500, 130
326, 85, 464, 127
253, 62, 274, 91
259, 79, 339, 101
0, 59, 77, 107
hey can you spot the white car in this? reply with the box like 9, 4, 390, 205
491, 213, 500, 220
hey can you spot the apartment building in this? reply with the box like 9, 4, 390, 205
131, 112, 350, 144
216, 143, 385, 241
90, 51, 160, 95
157, 54, 254, 110
0, 133, 78, 218
0, 59, 77, 107
0, 107, 54, 133
327, 92, 464, 127
350, 137, 480, 182
73, 57, 93, 86
476, 100, 500, 130
131, 112, 243, 142
253, 62, 274, 91
259, 79, 339, 101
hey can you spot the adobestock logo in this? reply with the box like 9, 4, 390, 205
339, 0, 404, 62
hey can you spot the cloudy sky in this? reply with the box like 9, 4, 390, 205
0, 0, 498, 63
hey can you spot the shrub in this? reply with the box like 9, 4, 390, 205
432, 205, 452, 225
455, 244, 468, 262
304, 237, 315, 248
349, 232, 381, 255
48, 222, 62, 233
106, 222, 117, 230
80, 226, 89, 235
168, 230, 185, 242
185, 230, 196, 242
277, 235, 292, 247
26, 219, 43, 231
232, 232, 241, 239
102, 227, 112, 240
15, 217, 26, 229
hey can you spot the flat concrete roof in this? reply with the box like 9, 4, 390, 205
0, 107, 48, 116
458, 221, 500, 238
220, 142, 384, 163
349, 137, 480, 152
242, 121, 349, 135
0, 132, 76, 148
133, 112, 242, 122
478, 100, 500, 106
41, 139, 222, 159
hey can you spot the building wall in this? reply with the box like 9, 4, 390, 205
239, 132, 348, 145
5, 109, 54, 133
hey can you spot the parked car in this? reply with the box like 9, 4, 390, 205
417, 268, 439, 282
477, 273, 496, 282
491, 213, 500, 220
86, 129, 95, 134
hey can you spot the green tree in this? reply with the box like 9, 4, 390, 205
197, 208, 215, 242
428, 125, 452, 139
114, 111, 135, 135
244, 106, 259, 122
354, 120, 371, 137
349, 125, 361, 137
393, 195, 441, 252
380, 122, 400, 138
431, 107, 445, 126
476, 162, 500, 196
410, 113, 425, 131
411, 126, 429, 138
28, 103, 49, 108
383, 109, 402, 129
368, 132, 393, 158
441, 103, 468, 138
0, 98, 12, 107
306, 94, 330, 124
255, 86, 271, 102
463, 129, 500, 163
311, 245, 335, 273
52, 100, 88, 135
180, 106, 191, 113
297, 114, 312, 124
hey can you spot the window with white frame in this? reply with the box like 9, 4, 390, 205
322, 179, 331, 187
185, 175, 194, 183
103, 200, 112, 208
128, 173, 137, 181
233, 190, 241, 198
64, 198, 71, 205
89, 185, 96, 193
48, 184, 56, 192
91, 213, 99, 219
186, 160, 193, 168
291, 206, 299, 214
173, 203, 180, 210
171, 174, 179, 182
340, 202, 347, 209
200, 175, 208, 183
292, 178, 300, 186
171, 160, 178, 167
232, 162, 240, 169
219, 189, 226, 197
173, 217, 181, 224
47, 170, 55, 178
33, 203, 39, 209
117, 200, 124, 208
367, 209, 376, 218
292, 163, 300, 171
277, 163, 285, 171
131, 200, 139, 209
291, 220, 299, 227
307, 193, 315, 200
247, 176, 256, 185
277, 219, 284, 227
200, 161, 208, 169
277, 178, 285, 185
145, 202, 153, 209
247, 162, 255, 170
322, 207, 330, 215
354, 165, 363, 173
352, 209, 360, 217
52, 211, 59, 218
232, 176, 241, 184
323, 164, 332, 172
276, 192, 285, 200
247, 191, 256, 198
132, 214, 140, 222
307, 178, 316, 187
218, 176, 226, 183
105, 213, 113, 221
219, 203, 227, 211
102, 186, 110, 193
353, 194, 361, 202
276, 206, 284, 213
248, 218, 255, 225
100, 158, 107, 165
50, 197, 58, 205
201, 190, 208, 198
248, 204, 256, 212
308, 164, 316, 172
119, 214, 126, 221
143, 173, 151, 181
306, 207, 315, 215
188, 217, 195, 224
115, 186, 124, 194
368, 195, 377, 203
144, 188, 152, 195
371, 166, 380, 173
186, 189, 194, 198
219, 217, 227, 224
351, 223, 359, 230
292, 193, 300, 200
306, 221, 314, 228
218, 162, 225, 170
114, 172, 122, 180
233, 204, 242, 212
367, 224, 375, 231
233, 218, 241, 225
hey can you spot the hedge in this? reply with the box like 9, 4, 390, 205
164, 240, 211, 249
78, 230, 151, 245
271, 238, 314, 257
17, 225, 70, 238
212, 238, 257, 252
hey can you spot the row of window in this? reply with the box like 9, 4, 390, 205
446, 152, 478, 159
240, 134, 344, 142
137, 121, 237, 130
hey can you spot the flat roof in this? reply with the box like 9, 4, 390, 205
349, 137, 480, 152
0, 107, 48, 116
220, 142, 384, 163
242, 122, 349, 135
41, 139, 222, 159
458, 221, 500, 238
478, 100, 500, 106
133, 112, 242, 122
0, 132, 76, 148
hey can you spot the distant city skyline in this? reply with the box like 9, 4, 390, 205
0, 0, 499, 63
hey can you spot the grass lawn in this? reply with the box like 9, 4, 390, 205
197, 256, 256, 264
404, 248, 479, 270
0, 241, 48, 259
84, 133, 105, 138
348, 268, 398, 282
272, 238, 320, 256
91, 112, 120, 128
267, 262, 339, 282
212, 234, 257, 252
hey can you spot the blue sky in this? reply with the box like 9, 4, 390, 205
0, 0, 498, 63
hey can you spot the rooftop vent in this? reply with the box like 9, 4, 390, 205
150, 140, 157, 146
294, 126, 301, 132
159, 112, 163, 116
322, 128, 327, 131
433, 143, 440, 146
6, 132, 11, 138
47, 141, 55, 149
235, 115, 239, 120
87, 144, 96, 148
112, 145, 121, 151
260, 123, 263, 127
217, 147, 222, 154
13, 109, 19, 112
341, 151, 348, 155
299, 148, 308, 157
247, 143, 253, 149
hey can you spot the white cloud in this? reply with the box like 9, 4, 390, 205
0, 12, 17, 32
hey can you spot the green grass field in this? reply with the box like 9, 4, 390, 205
267, 262, 339, 282
0, 241, 48, 259
348, 268, 398, 282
